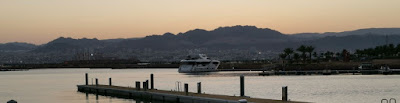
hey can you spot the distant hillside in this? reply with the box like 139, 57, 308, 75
0, 42, 37, 52
28, 26, 400, 53
2, 25, 400, 63
32, 37, 107, 53
326, 28, 400, 37
102, 38, 142, 43
289, 33, 327, 41
302, 34, 400, 51
290, 28, 400, 39
110, 25, 289, 51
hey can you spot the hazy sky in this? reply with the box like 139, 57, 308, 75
1, 0, 400, 44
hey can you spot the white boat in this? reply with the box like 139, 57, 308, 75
178, 54, 220, 73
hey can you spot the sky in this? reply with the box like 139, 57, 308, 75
1, 0, 400, 44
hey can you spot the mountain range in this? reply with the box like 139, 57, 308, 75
1, 25, 400, 63
4, 25, 399, 52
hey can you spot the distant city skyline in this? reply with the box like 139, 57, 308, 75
1, 0, 400, 44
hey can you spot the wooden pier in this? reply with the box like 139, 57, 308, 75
78, 73, 307, 103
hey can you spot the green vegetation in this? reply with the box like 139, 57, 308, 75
280, 44, 400, 64
277, 44, 400, 71
281, 45, 316, 64
355, 44, 400, 60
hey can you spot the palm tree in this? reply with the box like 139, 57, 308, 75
388, 44, 395, 56
305, 46, 315, 62
320, 52, 324, 58
279, 53, 287, 70
293, 53, 300, 63
297, 45, 307, 63
319, 52, 325, 61
324, 51, 333, 61
312, 52, 318, 63
283, 48, 294, 63
375, 46, 385, 58
355, 49, 363, 57
364, 48, 374, 57
312, 52, 318, 58
301, 53, 307, 63
335, 52, 341, 61
397, 44, 400, 57
279, 53, 287, 62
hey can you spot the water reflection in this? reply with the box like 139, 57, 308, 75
96, 94, 99, 102
82, 91, 170, 103
1, 69, 400, 103
85, 93, 89, 103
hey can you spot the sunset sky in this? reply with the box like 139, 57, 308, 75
1, 0, 400, 44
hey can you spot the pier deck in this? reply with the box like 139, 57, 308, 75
77, 85, 305, 103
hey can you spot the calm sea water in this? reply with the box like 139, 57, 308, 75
0, 69, 399, 103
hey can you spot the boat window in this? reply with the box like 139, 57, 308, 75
184, 62, 195, 65
213, 62, 219, 64
198, 62, 208, 65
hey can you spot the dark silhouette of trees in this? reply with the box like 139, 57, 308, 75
279, 43, 400, 64
297, 45, 307, 63
279, 53, 287, 70
283, 48, 294, 63
342, 49, 350, 62
305, 46, 315, 63
313, 52, 318, 63
324, 51, 334, 61
279, 53, 287, 61
335, 52, 341, 60
355, 49, 363, 57
293, 53, 300, 63
353, 43, 400, 59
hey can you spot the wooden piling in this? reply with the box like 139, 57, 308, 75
197, 82, 201, 94
240, 75, 245, 97
146, 80, 149, 90
109, 78, 112, 86
85, 73, 88, 85
95, 78, 98, 86
136, 81, 141, 90
282, 86, 288, 101
184, 83, 189, 96
150, 74, 154, 89
143, 81, 147, 91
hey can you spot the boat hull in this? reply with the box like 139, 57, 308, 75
178, 62, 220, 73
